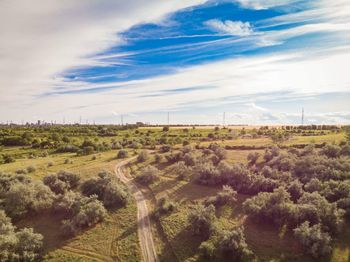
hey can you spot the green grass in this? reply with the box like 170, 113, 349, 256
1, 149, 141, 262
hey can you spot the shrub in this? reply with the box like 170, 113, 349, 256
195, 161, 220, 186
287, 180, 304, 202
0, 210, 43, 261
160, 145, 171, 153
154, 197, 176, 217
26, 165, 36, 173
91, 155, 97, 160
117, 149, 128, 159
137, 150, 149, 162
188, 204, 216, 239
103, 181, 130, 208
163, 126, 169, 132
173, 161, 191, 180
3, 181, 54, 219
136, 166, 159, 185
61, 195, 107, 236
81, 172, 129, 208
15, 169, 27, 174
322, 144, 340, 158
154, 154, 164, 163
206, 185, 237, 207
219, 226, 254, 261
43, 171, 80, 194
3, 154, 15, 164
294, 222, 332, 258
47, 161, 54, 167
247, 152, 260, 165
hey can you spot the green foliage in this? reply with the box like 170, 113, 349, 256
0, 173, 54, 219
117, 149, 128, 159
205, 185, 237, 207
154, 197, 176, 217
43, 171, 80, 195
188, 204, 216, 239
81, 171, 130, 208
0, 210, 43, 261
247, 152, 259, 165
136, 166, 159, 185
294, 221, 331, 258
61, 195, 107, 236
137, 150, 149, 162
218, 226, 254, 261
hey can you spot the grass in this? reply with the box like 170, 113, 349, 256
1, 149, 141, 262
126, 148, 346, 262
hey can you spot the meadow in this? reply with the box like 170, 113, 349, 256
0, 124, 349, 261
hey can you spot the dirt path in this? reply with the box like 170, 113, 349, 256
115, 158, 159, 262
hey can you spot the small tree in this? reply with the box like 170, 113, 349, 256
219, 226, 254, 261
247, 152, 260, 165
294, 222, 332, 258
136, 166, 159, 185
117, 149, 128, 159
137, 150, 149, 162
188, 204, 216, 239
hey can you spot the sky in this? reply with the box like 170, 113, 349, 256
0, 0, 350, 125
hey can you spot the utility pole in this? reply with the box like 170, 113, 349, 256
120, 115, 124, 126
223, 112, 226, 127
167, 112, 170, 125
301, 108, 304, 126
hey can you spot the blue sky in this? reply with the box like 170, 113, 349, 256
1, 0, 350, 124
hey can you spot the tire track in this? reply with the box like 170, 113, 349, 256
115, 158, 159, 262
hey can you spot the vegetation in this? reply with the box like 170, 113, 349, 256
0, 124, 348, 261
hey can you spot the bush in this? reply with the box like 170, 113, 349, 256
26, 165, 36, 173
81, 171, 129, 208
43, 171, 80, 194
61, 195, 107, 236
3, 154, 15, 164
219, 226, 254, 261
206, 185, 237, 207
136, 166, 159, 185
154, 197, 176, 217
117, 149, 128, 159
188, 204, 216, 239
163, 126, 169, 132
47, 161, 54, 167
103, 181, 130, 208
154, 154, 164, 163
173, 161, 191, 180
3, 181, 54, 219
137, 150, 149, 162
247, 152, 260, 165
322, 144, 340, 158
0, 210, 43, 261
160, 145, 171, 153
294, 222, 332, 258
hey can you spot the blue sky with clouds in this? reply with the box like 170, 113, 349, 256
1, 0, 350, 124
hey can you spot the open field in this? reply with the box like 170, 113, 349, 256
0, 124, 349, 262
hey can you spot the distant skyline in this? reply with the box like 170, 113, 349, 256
1, 0, 350, 124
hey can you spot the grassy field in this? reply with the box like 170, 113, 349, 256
0, 149, 141, 262
125, 139, 350, 262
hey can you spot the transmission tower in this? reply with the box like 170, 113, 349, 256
301, 108, 304, 126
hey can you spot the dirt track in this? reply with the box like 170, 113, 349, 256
115, 158, 158, 262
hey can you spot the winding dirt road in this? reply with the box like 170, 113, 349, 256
115, 158, 159, 262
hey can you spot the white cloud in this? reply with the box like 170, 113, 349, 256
0, 0, 205, 108
233, 0, 298, 10
205, 19, 254, 36
1, 0, 350, 124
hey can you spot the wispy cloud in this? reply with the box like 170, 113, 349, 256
205, 19, 254, 36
